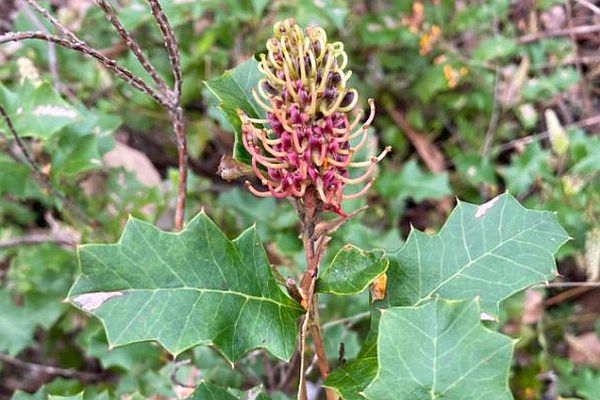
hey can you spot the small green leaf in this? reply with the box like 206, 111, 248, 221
68, 212, 303, 362
472, 37, 517, 61
204, 58, 265, 165
500, 143, 551, 194
363, 298, 514, 400
189, 382, 238, 400
317, 246, 388, 295
376, 159, 451, 202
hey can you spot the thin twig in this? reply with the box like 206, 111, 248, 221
145, 0, 187, 230
482, 17, 500, 158
544, 286, 594, 307
19, 3, 61, 91
573, 0, 600, 15
0, 104, 92, 225
566, 0, 593, 116
544, 281, 600, 288
8, 0, 189, 231
170, 106, 188, 231
20, 0, 81, 43
0, 104, 44, 177
495, 115, 600, 152
94, 0, 169, 93
0, 353, 102, 381
517, 24, 600, 44
0, 31, 169, 109
147, 0, 182, 96
321, 311, 371, 330
296, 188, 337, 400
0, 232, 76, 250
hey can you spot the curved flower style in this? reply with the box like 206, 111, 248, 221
240, 18, 390, 214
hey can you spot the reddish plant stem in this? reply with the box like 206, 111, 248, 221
297, 188, 337, 400
171, 106, 187, 231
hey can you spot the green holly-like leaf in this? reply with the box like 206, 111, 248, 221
363, 298, 514, 400
68, 212, 303, 362
385, 193, 568, 314
204, 58, 265, 165
317, 246, 388, 295
325, 193, 568, 399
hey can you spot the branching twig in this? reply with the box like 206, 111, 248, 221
19, 3, 61, 91
144, 0, 188, 230
21, 0, 81, 43
517, 24, 600, 44
0, 232, 76, 250
147, 0, 182, 96
0, 31, 169, 108
565, 0, 593, 116
495, 115, 600, 152
2, 0, 190, 231
0, 103, 92, 225
0, 353, 102, 381
572, 0, 600, 15
94, 0, 169, 93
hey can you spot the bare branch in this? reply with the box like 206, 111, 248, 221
20, 0, 81, 43
145, 0, 187, 230
171, 106, 188, 231
517, 24, 600, 44
19, 3, 62, 91
0, 232, 76, 250
147, 0, 182, 97
0, 353, 101, 381
0, 103, 92, 225
496, 115, 600, 152
0, 103, 44, 179
573, 0, 600, 15
0, 31, 170, 109
93, 0, 169, 93
8, 0, 189, 232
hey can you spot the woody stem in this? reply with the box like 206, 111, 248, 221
297, 187, 337, 400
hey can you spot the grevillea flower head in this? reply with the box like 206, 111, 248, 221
240, 18, 390, 215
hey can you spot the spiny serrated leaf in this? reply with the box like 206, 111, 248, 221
385, 193, 569, 315
68, 212, 303, 362
326, 193, 568, 399
204, 58, 265, 165
363, 299, 514, 400
317, 246, 388, 295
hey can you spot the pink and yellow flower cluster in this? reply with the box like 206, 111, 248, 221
240, 19, 389, 214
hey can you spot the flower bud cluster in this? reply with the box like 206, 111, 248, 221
240, 18, 389, 214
